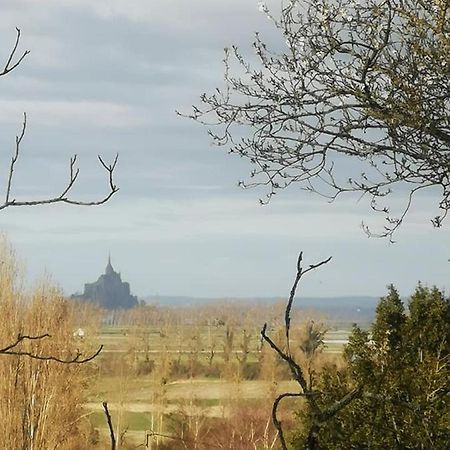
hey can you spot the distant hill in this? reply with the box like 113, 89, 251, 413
141, 295, 380, 326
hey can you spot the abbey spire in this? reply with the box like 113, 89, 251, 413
105, 253, 115, 276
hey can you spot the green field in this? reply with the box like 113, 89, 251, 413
86, 324, 350, 447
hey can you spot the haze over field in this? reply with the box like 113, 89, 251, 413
0, 0, 449, 300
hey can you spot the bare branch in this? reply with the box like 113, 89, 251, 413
285, 252, 332, 353
5, 112, 26, 204
0, 333, 49, 354
102, 402, 117, 450
0, 333, 103, 364
0, 28, 30, 77
261, 252, 362, 449
261, 322, 312, 400
272, 392, 308, 449
320, 385, 363, 422
0, 28, 119, 212
0, 116, 119, 211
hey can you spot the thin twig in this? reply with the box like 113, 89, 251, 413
285, 252, 332, 354
5, 112, 26, 204
0, 28, 30, 77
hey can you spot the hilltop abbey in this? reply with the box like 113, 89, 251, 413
76, 256, 138, 309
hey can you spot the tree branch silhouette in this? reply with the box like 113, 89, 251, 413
102, 402, 117, 450
261, 252, 362, 450
1, 28, 119, 212
0, 333, 103, 364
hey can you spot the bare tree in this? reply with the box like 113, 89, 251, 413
261, 252, 361, 450
188, 0, 450, 239
1, 28, 119, 211
236, 328, 252, 372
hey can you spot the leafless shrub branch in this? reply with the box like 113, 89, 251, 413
261, 252, 362, 449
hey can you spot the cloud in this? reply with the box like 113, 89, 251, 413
0, 0, 448, 299
22, 0, 263, 29
0, 99, 149, 128
0, 194, 365, 245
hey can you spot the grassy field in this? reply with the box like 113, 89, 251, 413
86, 377, 300, 447
86, 325, 350, 447
96, 325, 350, 353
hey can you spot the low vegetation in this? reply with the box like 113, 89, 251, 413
0, 240, 447, 449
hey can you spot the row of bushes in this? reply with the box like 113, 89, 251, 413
97, 351, 293, 381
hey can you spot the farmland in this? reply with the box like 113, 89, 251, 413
84, 313, 351, 449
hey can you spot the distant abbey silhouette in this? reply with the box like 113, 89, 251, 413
78, 256, 138, 309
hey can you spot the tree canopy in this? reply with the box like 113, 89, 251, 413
190, 0, 450, 238
292, 284, 449, 449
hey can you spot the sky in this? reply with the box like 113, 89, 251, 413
0, 0, 449, 300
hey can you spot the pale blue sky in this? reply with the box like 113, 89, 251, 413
0, 0, 449, 299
